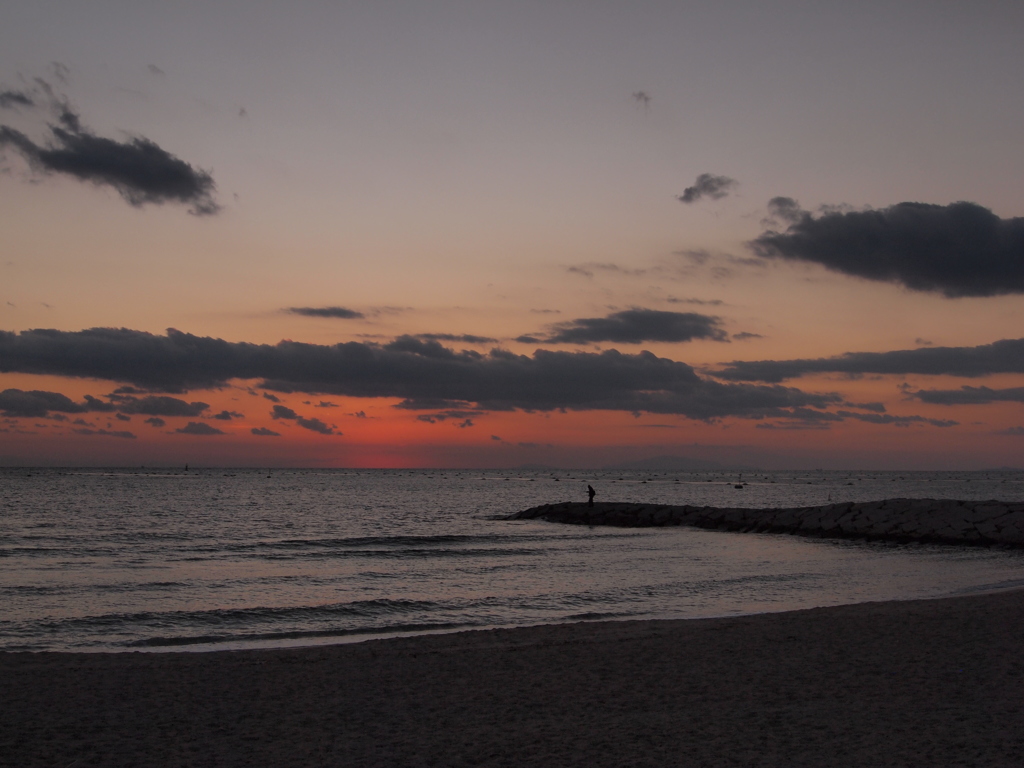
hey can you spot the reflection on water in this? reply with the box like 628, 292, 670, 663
1, 468, 1023, 651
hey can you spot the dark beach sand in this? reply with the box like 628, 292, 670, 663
3, 590, 1023, 768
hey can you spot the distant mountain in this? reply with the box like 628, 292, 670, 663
602, 455, 737, 471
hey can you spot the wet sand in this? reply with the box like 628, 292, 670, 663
2, 589, 1023, 767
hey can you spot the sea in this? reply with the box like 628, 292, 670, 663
3, 467, 1024, 653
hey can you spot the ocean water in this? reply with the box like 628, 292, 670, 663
2, 467, 1024, 653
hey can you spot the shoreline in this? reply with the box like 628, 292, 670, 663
3, 589, 1023, 767
55, 579, 1024, 655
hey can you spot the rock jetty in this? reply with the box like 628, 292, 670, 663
509, 498, 1024, 548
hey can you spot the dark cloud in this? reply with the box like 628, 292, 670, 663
314, 401, 337, 408
0, 81, 218, 215
414, 408, 483, 424
732, 332, 763, 341
271, 405, 298, 420
0, 326, 844, 421
81, 395, 115, 412
677, 173, 737, 204
144, 417, 166, 427
175, 422, 224, 435
286, 307, 365, 319
755, 408, 956, 430
115, 413, 131, 421
845, 401, 887, 413
385, 336, 482, 359
912, 386, 1024, 405
762, 196, 804, 226
836, 410, 957, 428
73, 427, 136, 439
995, 426, 1024, 436
392, 398, 474, 411
0, 90, 34, 109
296, 416, 335, 434
212, 410, 243, 420
751, 200, 1024, 297
111, 394, 209, 416
269, 402, 337, 434
538, 309, 729, 345
251, 427, 280, 437
262, 392, 281, 402
717, 338, 1024, 382
0, 388, 197, 419
413, 333, 498, 344
0, 389, 89, 418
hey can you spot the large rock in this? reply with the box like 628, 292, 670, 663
507, 499, 1024, 548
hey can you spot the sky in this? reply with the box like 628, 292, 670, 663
2, 0, 1024, 469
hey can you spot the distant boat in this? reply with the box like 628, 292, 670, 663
734, 484, 744, 489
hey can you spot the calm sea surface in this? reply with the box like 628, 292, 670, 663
2, 468, 1024, 652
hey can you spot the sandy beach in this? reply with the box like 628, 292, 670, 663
2, 589, 1022, 767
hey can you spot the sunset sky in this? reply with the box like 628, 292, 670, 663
3, 1, 1024, 469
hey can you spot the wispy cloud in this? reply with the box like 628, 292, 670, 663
0, 90, 34, 109
566, 262, 647, 279
666, 296, 724, 307
285, 306, 365, 319
677, 173, 737, 204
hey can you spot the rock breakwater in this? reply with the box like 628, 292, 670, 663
509, 498, 1024, 547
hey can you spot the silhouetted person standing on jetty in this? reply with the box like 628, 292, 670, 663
587, 484, 596, 507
